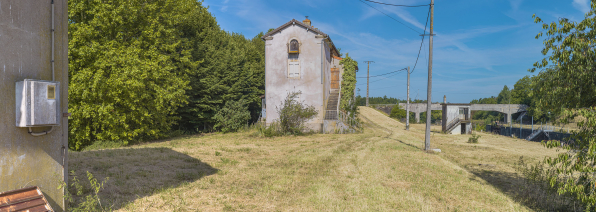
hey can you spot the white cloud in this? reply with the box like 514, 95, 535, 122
509, 0, 523, 11
573, 0, 590, 14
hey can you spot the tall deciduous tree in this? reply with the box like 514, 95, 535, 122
530, 2, 596, 207
68, 0, 200, 150
496, 85, 511, 104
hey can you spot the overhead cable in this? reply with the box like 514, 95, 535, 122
357, 67, 407, 78
409, 5, 431, 74
357, 0, 422, 34
357, 71, 404, 85
363, 0, 430, 7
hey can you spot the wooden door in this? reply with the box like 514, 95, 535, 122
331, 68, 339, 89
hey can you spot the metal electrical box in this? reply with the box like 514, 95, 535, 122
15, 79, 61, 127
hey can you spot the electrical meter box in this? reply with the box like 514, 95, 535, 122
15, 79, 61, 127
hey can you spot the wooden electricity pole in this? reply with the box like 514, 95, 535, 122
406, 66, 410, 130
424, 0, 434, 151
364, 61, 374, 106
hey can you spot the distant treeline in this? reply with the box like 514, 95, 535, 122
355, 95, 426, 106
68, 0, 266, 150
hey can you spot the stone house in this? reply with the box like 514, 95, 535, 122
261, 18, 345, 132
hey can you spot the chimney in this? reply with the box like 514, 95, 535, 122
443, 95, 446, 104
303, 16, 311, 26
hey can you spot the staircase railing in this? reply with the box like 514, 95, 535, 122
445, 118, 461, 133
526, 129, 543, 141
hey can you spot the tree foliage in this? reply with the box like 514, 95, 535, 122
528, 2, 596, 208
213, 100, 251, 133
497, 85, 512, 104
339, 54, 360, 120
68, 0, 265, 150
390, 105, 407, 119
68, 0, 199, 150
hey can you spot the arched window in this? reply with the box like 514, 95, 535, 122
289, 39, 299, 53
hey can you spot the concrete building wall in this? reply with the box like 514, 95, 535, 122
264, 23, 332, 131
445, 106, 460, 126
0, 0, 68, 211
451, 124, 461, 135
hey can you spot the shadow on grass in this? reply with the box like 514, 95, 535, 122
467, 168, 583, 211
68, 147, 218, 210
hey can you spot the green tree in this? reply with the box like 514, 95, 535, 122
390, 105, 407, 119
528, 4, 596, 208
68, 0, 201, 150
496, 85, 511, 104
511, 76, 532, 105
213, 100, 251, 133
175, 27, 265, 132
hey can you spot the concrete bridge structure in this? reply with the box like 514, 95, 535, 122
373, 103, 528, 124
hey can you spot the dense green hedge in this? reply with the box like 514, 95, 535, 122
68, 0, 264, 150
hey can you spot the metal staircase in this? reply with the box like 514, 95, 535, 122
324, 90, 340, 120
526, 129, 543, 141
445, 118, 461, 133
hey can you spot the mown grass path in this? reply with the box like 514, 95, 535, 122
69, 107, 558, 211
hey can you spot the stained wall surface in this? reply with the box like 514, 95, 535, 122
0, 0, 68, 211
264, 23, 333, 131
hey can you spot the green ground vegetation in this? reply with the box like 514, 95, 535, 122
68, 107, 568, 211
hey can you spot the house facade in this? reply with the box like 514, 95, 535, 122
261, 18, 343, 132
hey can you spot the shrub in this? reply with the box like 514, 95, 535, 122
468, 133, 481, 143
257, 121, 282, 137
276, 92, 318, 135
213, 100, 251, 133
60, 171, 110, 212
390, 105, 407, 119
515, 157, 583, 210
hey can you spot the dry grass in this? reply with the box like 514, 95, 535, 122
68, 106, 563, 211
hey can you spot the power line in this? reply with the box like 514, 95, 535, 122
357, 71, 404, 85
363, 0, 430, 7
357, 0, 422, 34
410, 5, 431, 74
356, 67, 407, 78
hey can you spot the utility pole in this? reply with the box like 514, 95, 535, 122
406, 66, 410, 130
364, 61, 374, 106
423, 0, 434, 151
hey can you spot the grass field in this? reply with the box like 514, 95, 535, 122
68, 106, 562, 211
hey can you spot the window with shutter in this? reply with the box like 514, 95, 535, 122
288, 60, 300, 78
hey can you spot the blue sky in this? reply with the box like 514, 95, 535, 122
202, 0, 590, 103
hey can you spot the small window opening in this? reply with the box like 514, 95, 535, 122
289, 39, 300, 53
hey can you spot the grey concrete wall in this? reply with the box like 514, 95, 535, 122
264, 23, 332, 131
0, 1, 68, 211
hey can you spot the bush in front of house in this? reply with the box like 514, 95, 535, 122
258, 92, 318, 137
213, 100, 251, 133
277, 91, 318, 135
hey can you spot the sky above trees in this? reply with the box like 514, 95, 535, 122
202, 0, 589, 103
